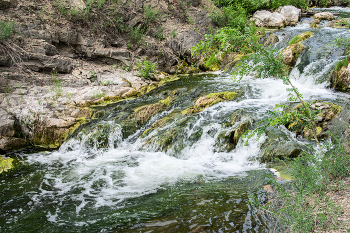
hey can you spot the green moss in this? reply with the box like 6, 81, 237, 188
0, 156, 14, 175
193, 92, 238, 112
141, 128, 153, 138
288, 31, 313, 45
335, 60, 343, 71
159, 96, 171, 107
159, 76, 181, 85
269, 162, 294, 181
181, 108, 194, 115
330, 103, 342, 115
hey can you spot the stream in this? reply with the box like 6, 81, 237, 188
2, 7, 350, 233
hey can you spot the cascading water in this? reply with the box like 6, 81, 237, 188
2, 8, 350, 232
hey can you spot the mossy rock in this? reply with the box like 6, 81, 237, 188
141, 110, 183, 138
0, 155, 22, 177
260, 127, 306, 162
0, 156, 14, 175
288, 31, 313, 45
286, 101, 342, 140
215, 117, 250, 152
133, 102, 167, 125
193, 92, 239, 113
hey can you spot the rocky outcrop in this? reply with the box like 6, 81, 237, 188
251, 6, 301, 28
0, 0, 17, 9
281, 43, 304, 67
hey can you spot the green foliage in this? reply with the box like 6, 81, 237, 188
212, 0, 308, 13
191, 23, 260, 69
336, 18, 350, 28
128, 25, 144, 44
170, 29, 177, 39
136, 58, 157, 80
0, 21, 15, 41
210, 5, 248, 31
122, 64, 133, 71
289, 35, 301, 46
315, 0, 329, 7
144, 5, 159, 24
259, 141, 350, 231
333, 32, 350, 48
154, 26, 165, 41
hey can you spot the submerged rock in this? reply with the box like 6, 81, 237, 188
260, 127, 305, 162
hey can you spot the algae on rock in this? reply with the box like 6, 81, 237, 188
0, 156, 14, 175
182, 91, 240, 114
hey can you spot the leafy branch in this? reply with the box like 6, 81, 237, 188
233, 44, 324, 154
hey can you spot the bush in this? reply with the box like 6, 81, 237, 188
144, 5, 159, 24
136, 58, 157, 79
210, 5, 248, 31
212, 0, 308, 13
0, 21, 15, 41
129, 25, 144, 44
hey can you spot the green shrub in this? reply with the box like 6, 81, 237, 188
212, 0, 308, 13
144, 5, 159, 24
210, 5, 247, 32
50, 72, 63, 99
0, 21, 14, 41
136, 58, 157, 79
154, 26, 165, 41
129, 25, 144, 44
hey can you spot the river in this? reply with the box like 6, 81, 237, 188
1, 7, 350, 232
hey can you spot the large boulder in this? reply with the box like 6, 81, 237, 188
278, 5, 301, 26
0, 0, 17, 9
251, 10, 285, 28
281, 31, 312, 67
